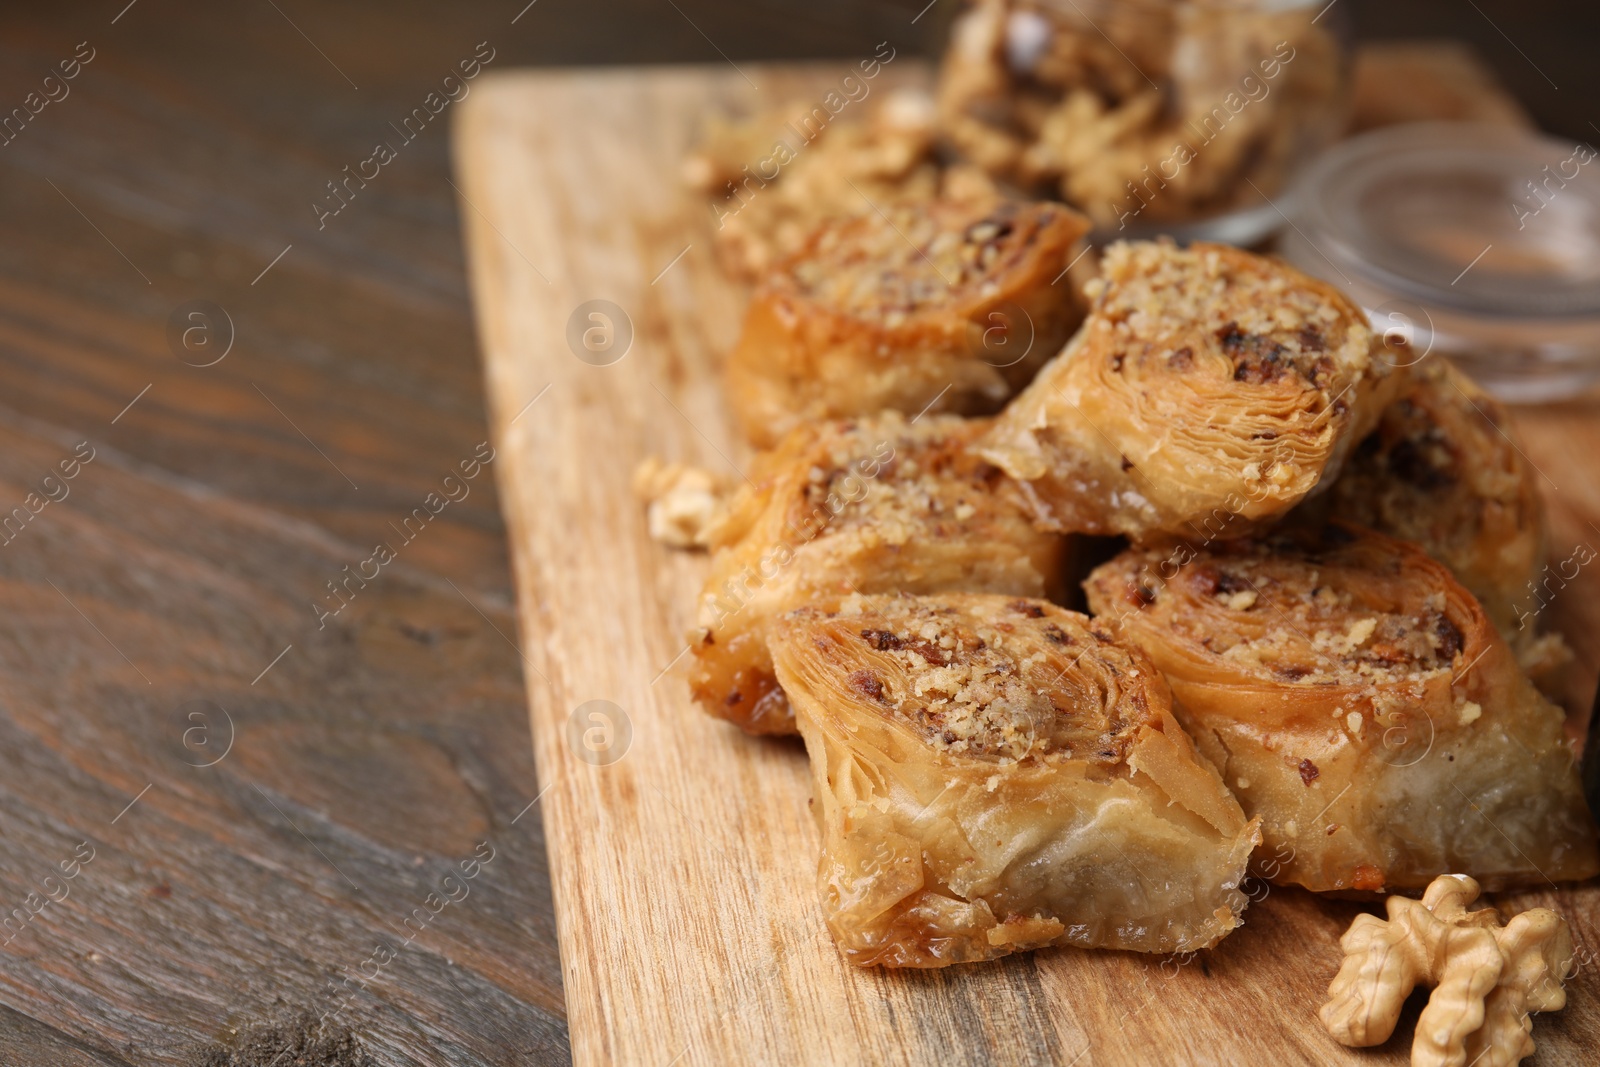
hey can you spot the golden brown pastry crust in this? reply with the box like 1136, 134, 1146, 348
1312, 357, 1569, 681
689, 413, 1066, 734
726, 198, 1090, 448
771, 593, 1259, 967
1084, 523, 1600, 893
979, 241, 1399, 542
684, 90, 1003, 281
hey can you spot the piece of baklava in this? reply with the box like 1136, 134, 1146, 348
771, 593, 1259, 967
726, 198, 1091, 448
1310, 357, 1569, 681
684, 89, 1003, 281
1084, 523, 1600, 893
978, 241, 1400, 542
689, 413, 1067, 735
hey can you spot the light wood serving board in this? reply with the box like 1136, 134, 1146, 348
453, 61, 1600, 1067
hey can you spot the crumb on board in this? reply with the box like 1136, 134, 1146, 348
634, 457, 728, 548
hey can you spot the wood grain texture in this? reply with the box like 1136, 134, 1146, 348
0, 5, 567, 1063
455, 61, 1600, 1067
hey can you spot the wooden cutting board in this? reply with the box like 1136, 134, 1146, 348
453, 60, 1600, 1067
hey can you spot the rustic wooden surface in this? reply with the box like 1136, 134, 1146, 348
0, 5, 575, 1064
455, 61, 1600, 1067
0, 0, 1593, 1059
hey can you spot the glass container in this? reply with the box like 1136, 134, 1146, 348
1280, 122, 1600, 403
936, 0, 1353, 244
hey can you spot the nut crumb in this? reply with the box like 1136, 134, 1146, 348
634, 457, 728, 548
1345, 617, 1377, 648
1224, 589, 1257, 612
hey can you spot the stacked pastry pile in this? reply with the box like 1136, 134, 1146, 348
661, 190, 1599, 970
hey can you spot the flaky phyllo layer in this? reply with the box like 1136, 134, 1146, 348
689, 413, 1066, 734
980, 240, 1400, 541
771, 593, 1259, 967
726, 198, 1090, 447
1310, 357, 1569, 682
1085, 523, 1599, 892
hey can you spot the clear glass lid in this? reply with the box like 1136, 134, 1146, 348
1283, 121, 1600, 402
1293, 122, 1600, 319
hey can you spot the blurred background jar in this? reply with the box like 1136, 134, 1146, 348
935, 0, 1352, 244
1281, 122, 1600, 403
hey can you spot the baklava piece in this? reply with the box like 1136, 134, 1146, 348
771, 593, 1260, 967
1312, 357, 1569, 681
979, 241, 1400, 541
690, 413, 1067, 735
685, 89, 1003, 281
1084, 523, 1599, 893
726, 198, 1090, 448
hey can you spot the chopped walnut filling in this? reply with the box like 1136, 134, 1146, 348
831, 595, 1143, 763
785, 201, 1061, 319
790, 413, 1013, 546
1366, 403, 1462, 492
1170, 554, 1465, 686
1092, 242, 1358, 392
1221, 320, 1334, 386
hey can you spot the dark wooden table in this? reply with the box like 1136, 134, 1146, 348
0, 2, 1592, 1065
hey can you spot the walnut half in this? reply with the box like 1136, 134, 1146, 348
1320, 874, 1574, 1067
